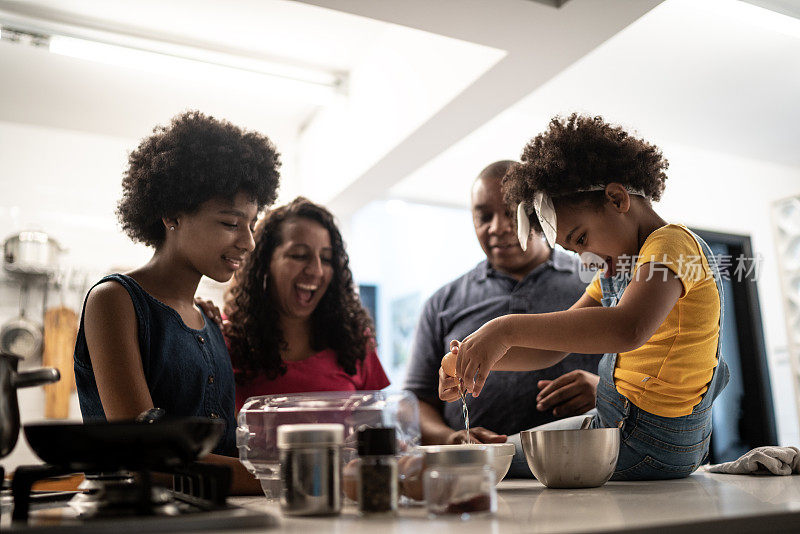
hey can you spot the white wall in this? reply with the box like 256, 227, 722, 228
0, 121, 145, 271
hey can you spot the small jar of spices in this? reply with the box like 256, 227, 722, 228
356, 427, 399, 516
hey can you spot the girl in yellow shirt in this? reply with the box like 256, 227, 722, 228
440, 114, 729, 480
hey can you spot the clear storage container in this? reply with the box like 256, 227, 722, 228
237, 391, 420, 499
423, 447, 496, 519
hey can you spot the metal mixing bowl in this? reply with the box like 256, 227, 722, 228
520, 428, 620, 488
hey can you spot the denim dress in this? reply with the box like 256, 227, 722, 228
74, 274, 237, 456
592, 231, 730, 480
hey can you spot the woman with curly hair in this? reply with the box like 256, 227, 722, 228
74, 110, 280, 492
440, 113, 729, 481
224, 197, 389, 409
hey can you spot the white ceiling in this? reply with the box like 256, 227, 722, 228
302, 0, 663, 215
390, 0, 800, 206
0, 39, 310, 146
14, 0, 382, 71
1, 0, 796, 216
0, 0, 510, 208
0, 0, 392, 146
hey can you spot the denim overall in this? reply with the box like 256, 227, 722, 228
592, 231, 730, 480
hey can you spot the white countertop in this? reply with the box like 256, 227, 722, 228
229, 469, 800, 534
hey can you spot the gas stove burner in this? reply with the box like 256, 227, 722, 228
2, 462, 276, 533
71, 479, 181, 519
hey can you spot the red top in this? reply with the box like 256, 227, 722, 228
234, 348, 391, 412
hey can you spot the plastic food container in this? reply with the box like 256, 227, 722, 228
237, 391, 420, 499
423, 446, 496, 519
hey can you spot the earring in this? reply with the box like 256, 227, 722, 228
169, 226, 175, 231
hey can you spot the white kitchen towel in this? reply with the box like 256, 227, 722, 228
706, 446, 800, 475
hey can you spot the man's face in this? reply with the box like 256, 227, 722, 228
471, 176, 543, 277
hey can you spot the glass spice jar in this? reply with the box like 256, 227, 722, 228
277, 423, 344, 516
356, 427, 398, 516
423, 446, 496, 519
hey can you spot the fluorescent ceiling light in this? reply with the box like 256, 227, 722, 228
46, 34, 341, 105
0, 15, 346, 106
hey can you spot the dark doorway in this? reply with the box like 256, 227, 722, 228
358, 284, 378, 332
692, 229, 778, 462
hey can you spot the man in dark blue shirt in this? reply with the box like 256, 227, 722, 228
404, 160, 599, 476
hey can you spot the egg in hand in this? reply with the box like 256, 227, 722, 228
441, 350, 458, 377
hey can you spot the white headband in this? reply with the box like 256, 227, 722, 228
517, 186, 646, 249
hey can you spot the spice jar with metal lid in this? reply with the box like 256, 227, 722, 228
423, 445, 496, 519
277, 423, 344, 516
355, 427, 398, 516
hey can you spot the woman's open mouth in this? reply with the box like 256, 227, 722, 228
295, 283, 318, 306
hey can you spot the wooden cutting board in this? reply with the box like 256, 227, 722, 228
42, 306, 78, 419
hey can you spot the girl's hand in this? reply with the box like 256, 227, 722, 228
438, 366, 461, 402
453, 318, 510, 397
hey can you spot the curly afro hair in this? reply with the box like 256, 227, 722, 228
117, 110, 281, 247
225, 197, 375, 384
503, 113, 668, 232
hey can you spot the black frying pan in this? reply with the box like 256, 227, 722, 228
23, 417, 224, 471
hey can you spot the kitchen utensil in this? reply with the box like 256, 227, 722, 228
3, 231, 63, 274
0, 351, 60, 457
520, 427, 620, 488
0, 280, 43, 361
0, 316, 42, 360
42, 306, 78, 419
419, 442, 516, 484
23, 417, 224, 471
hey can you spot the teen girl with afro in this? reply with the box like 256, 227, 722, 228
74, 110, 280, 493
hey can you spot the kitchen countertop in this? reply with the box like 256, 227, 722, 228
228, 469, 800, 534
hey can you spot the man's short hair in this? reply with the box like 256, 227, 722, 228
477, 160, 518, 182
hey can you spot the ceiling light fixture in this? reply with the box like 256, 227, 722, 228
0, 7, 347, 106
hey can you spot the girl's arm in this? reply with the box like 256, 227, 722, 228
457, 263, 683, 395
492, 292, 601, 371
438, 293, 599, 400
84, 281, 154, 419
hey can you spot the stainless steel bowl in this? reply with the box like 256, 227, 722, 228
520, 428, 620, 488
